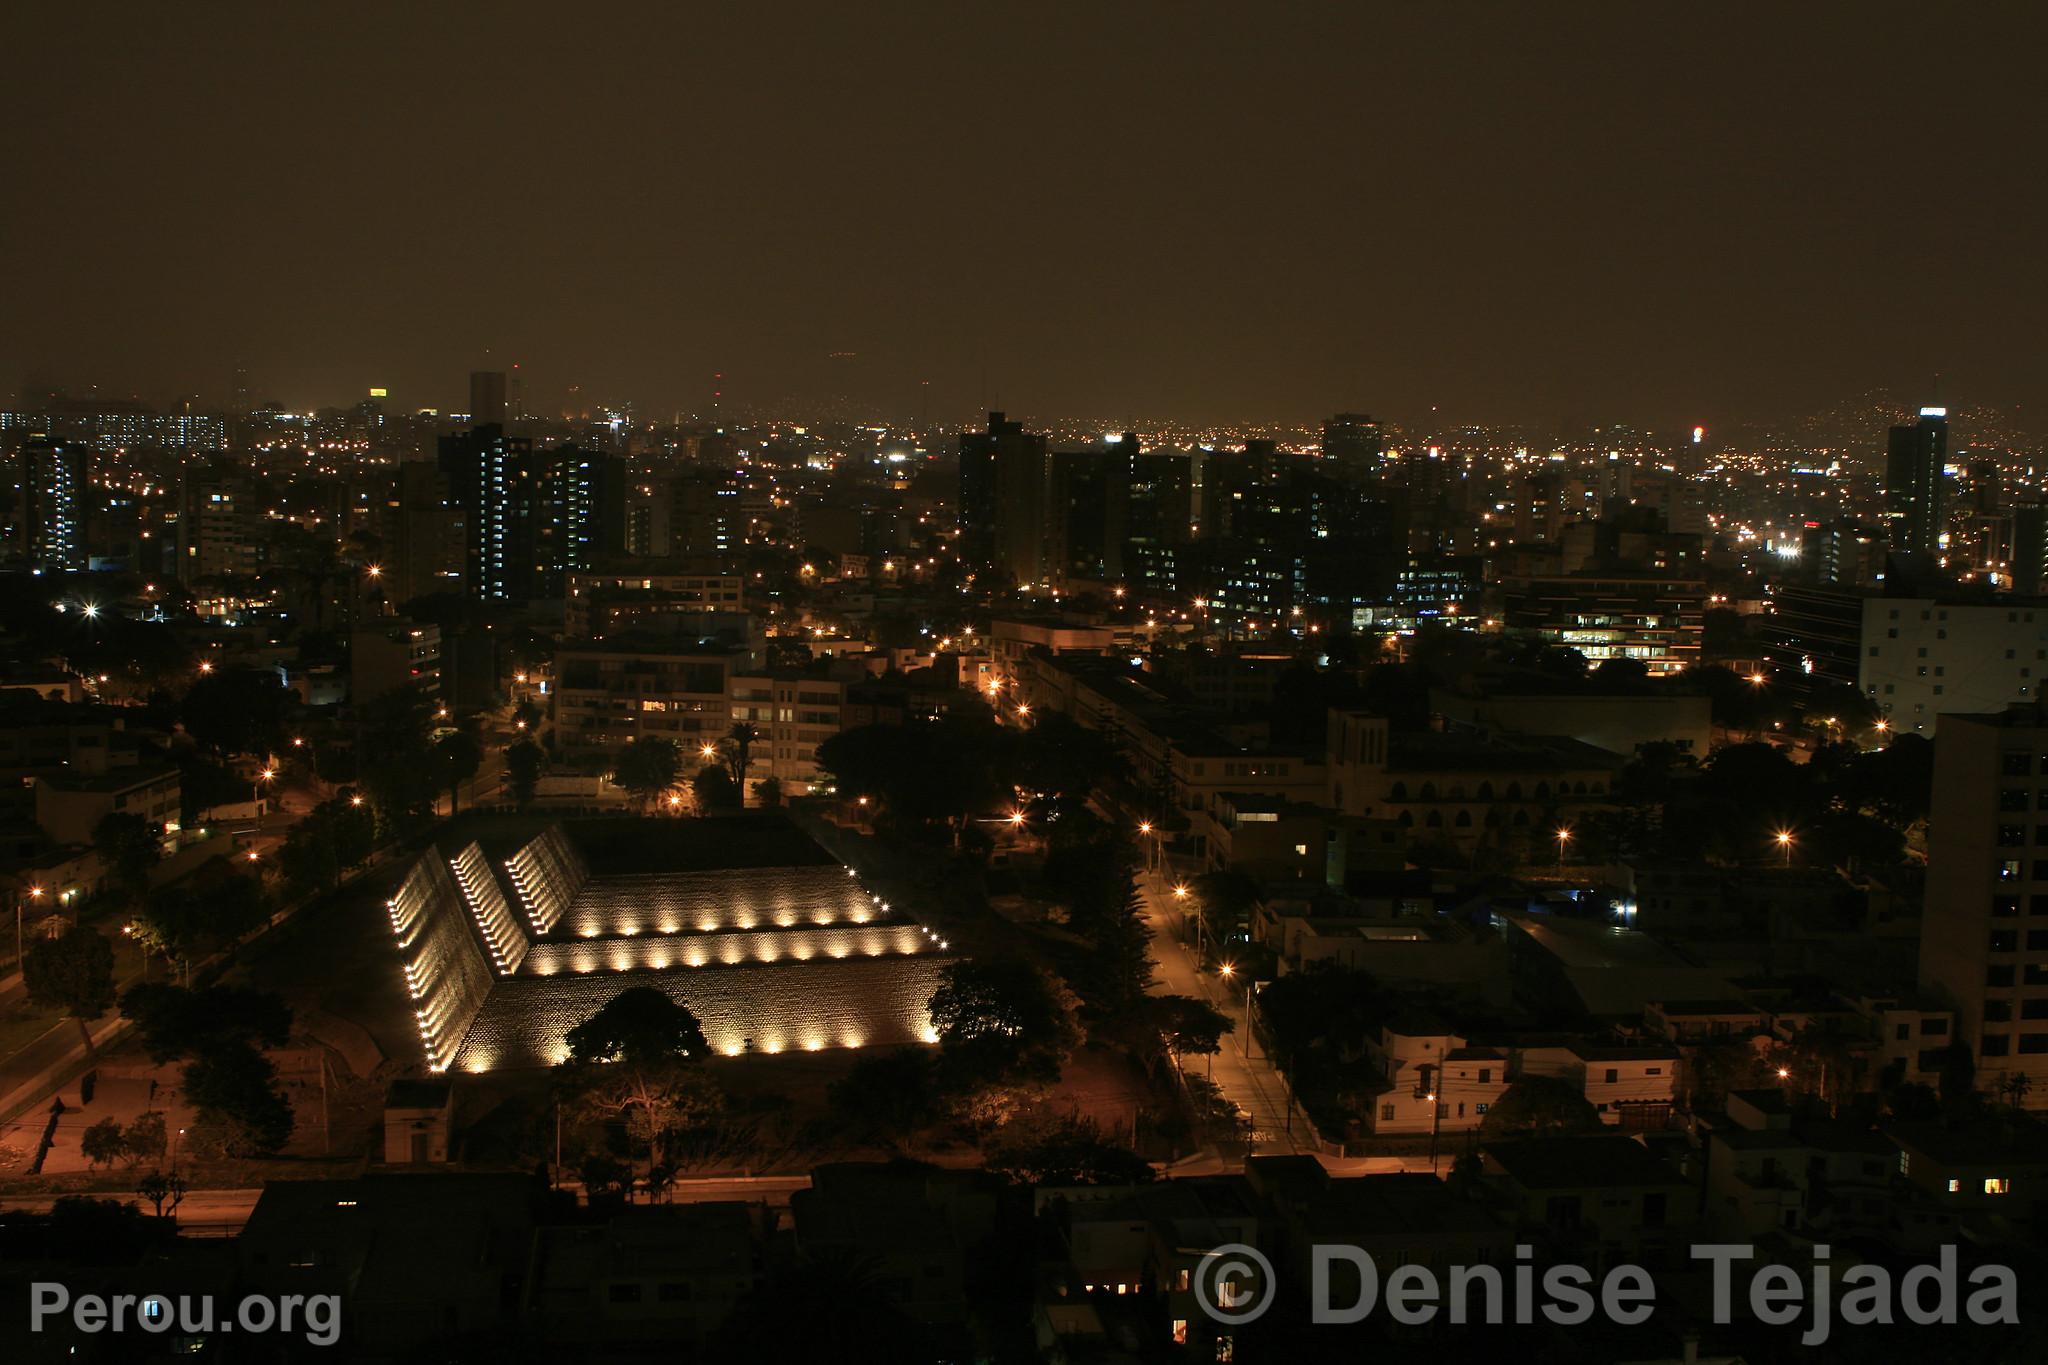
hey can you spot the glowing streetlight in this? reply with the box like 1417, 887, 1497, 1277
349, 795, 364, 807
1139, 822, 1153, 835
1015, 704, 1031, 718
1775, 829, 1794, 866
1555, 826, 1572, 870
1008, 811, 1027, 828
198, 661, 214, 674
1218, 962, 1235, 978
260, 768, 276, 782
81, 603, 99, 620
1748, 672, 1765, 685
700, 743, 718, 760
1777, 1067, 1791, 1080
365, 564, 382, 578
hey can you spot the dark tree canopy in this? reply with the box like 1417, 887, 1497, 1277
566, 986, 710, 1066
119, 983, 292, 1064
1478, 1075, 1603, 1140
182, 1040, 294, 1156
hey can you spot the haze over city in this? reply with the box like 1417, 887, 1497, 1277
5, 4, 2046, 428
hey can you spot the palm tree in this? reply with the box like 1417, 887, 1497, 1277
2001, 1072, 2033, 1111
722, 723, 760, 804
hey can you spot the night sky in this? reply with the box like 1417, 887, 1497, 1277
4, 4, 2043, 428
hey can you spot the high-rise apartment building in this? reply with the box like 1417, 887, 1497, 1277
438, 425, 623, 603
13, 437, 86, 572
957, 411, 1050, 585
1921, 706, 2048, 1107
1885, 407, 1950, 559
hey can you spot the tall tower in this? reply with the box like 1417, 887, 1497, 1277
1885, 407, 1950, 558
469, 371, 509, 427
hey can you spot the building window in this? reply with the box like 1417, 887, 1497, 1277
1985, 1179, 2011, 1195
1948, 1179, 1962, 1193
2020, 1034, 2048, 1054
1380, 1104, 1396, 1121
1982, 1034, 2011, 1056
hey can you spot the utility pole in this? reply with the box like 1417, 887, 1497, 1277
1427, 1072, 1444, 1176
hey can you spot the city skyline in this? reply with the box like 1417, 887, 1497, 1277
5, 5, 2045, 426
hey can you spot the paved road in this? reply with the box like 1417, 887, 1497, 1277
0, 1173, 815, 1235
1138, 868, 1308, 1157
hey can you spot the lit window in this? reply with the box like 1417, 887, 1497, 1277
1948, 1179, 1962, 1193
1986, 1178, 2011, 1195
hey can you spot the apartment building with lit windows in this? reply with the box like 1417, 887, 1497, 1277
1920, 705, 2048, 1108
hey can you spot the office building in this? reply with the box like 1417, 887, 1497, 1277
1885, 407, 1950, 559
1920, 706, 2048, 1108
1757, 585, 1864, 697
1320, 412, 1385, 482
1497, 571, 1704, 675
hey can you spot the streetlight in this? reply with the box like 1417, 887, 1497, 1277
699, 743, 718, 761
1555, 826, 1572, 871
16, 884, 42, 969
1219, 963, 1257, 1060
1775, 829, 1794, 867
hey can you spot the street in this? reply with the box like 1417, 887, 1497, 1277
1137, 869, 1311, 1157
0, 1173, 816, 1235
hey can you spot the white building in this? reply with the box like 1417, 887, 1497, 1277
1861, 596, 2048, 736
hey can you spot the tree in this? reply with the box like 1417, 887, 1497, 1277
754, 775, 783, 808
123, 1112, 167, 1167
180, 668, 288, 758
120, 983, 292, 1063
721, 722, 760, 802
432, 725, 483, 813
136, 1168, 187, 1219
928, 959, 1078, 1087
827, 1047, 941, 1149
1937, 1042, 1978, 1114
610, 736, 680, 811
1084, 877, 1156, 1015
357, 685, 439, 830
1154, 995, 1234, 1071
504, 738, 544, 812
983, 1113, 1156, 1185
92, 812, 160, 906
80, 1118, 127, 1169
690, 763, 741, 813
562, 987, 718, 1188
24, 925, 116, 1052
133, 872, 270, 976
1478, 1076, 1602, 1140
182, 1040, 294, 1156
